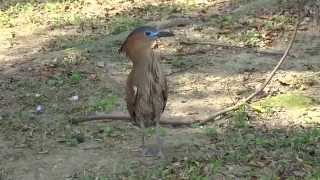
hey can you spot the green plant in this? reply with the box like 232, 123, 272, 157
47, 75, 65, 87
171, 58, 188, 68
81, 176, 109, 180
146, 127, 167, 137
233, 105, 249, 128
69, 71, 83, 84
109, 16, 144, 35
204, 127, 218, 137
104, 126, 115, 137
211, 159, 222, 174
89, 95, 118, 112
252, 93, 316, 112
65, 132, 85, 146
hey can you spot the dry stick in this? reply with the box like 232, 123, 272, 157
179, 41, 293, 57
71, 114, 195, 126
147, 17, 195, 29
71, 115, 131, 124
72, 21, 300, 126
167, 62, 202, 76
199, 20, 300, 125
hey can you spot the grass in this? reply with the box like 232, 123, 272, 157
81, 176, 109, 180
126, 126, 320, 179
207, 11, 297, 48
1, 0, 319, 179
145, 127, 168, 137
46, 70, 86, 87
0, 1, 81, 28
89, 95, 118, 112
203, 127, 218, 138
109, 16, 145, 35
252, 93, 316, 112
233, 105, 250, 128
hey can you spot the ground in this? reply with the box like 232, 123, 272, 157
0, 0, 320, 179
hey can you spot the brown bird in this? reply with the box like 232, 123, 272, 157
119, 26, 174, 157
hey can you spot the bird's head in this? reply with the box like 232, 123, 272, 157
119, 26, 174, 58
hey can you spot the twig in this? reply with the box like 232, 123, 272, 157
71, 114, 196, 126
166, 62, 202, 76
71, 114, 131, 124
199, 20, 300, 125
180, 41, 294, 57
146, 17, 195, 29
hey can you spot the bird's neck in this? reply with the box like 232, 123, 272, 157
130, 48, 156, 67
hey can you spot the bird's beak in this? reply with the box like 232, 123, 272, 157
157, 31, 174, 37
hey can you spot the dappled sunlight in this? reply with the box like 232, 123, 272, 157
1, 0, 320, 179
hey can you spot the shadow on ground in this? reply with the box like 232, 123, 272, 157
0, 0, 320, 179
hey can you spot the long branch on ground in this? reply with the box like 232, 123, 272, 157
200, 20, 300, 125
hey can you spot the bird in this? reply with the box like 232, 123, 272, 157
119, 26, 174, 157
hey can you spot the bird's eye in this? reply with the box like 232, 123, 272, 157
145, 31, 151, 36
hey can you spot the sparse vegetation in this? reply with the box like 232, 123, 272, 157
89, 95, 118, 112
252, 93, 316, 112
233, 105, 250, 128
0, 0, 319, 179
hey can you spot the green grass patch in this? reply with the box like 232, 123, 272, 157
89, 95, 118, 112
170, 57, 189, 68
0, 1, 96, 29
210, 159, 222, 174
46, 75, 65, 87
52, 36, 98, 51
69, 71, 83, 84
252, 93, 316, 112
81, 176, 109, 180
284, 128, 320, 149
233, 105, 249, 128
142, 2, 198, 15
46, 71, 85, 87
109, 16, 145, 35
146, 127, 167, 137
204, 127, 218, 138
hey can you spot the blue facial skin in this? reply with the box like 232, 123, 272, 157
145, 31, 159, 39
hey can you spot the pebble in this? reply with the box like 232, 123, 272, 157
69, 95, 79, 101
36, 105, 44, 113
96, 61, 105, 67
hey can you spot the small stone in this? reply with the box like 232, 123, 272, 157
36, 105, 44, 114
299, 85, 307, 90
96, 61, 105, 67
35, 93, 41, 97
69, 95, 79, 101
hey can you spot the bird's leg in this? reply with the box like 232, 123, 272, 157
155, 118, 164, 159
140, 120, 146, 149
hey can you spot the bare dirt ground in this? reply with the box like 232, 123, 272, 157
0, 0, 320, 179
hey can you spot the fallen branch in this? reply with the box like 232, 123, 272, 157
70, 113, 196, 126
71, 114, 130, 124
146, 17, 196, 30
180, 41, 294, 58
199, 20, 300, 125
72, 20, 300, 127
166, 62, 202, 76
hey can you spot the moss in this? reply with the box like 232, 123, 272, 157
252, 93, 316, 112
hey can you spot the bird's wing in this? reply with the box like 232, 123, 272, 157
162, 77, 168, 112
126, 78, 138, 120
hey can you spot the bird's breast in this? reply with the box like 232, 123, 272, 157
126, 61, 166, 127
